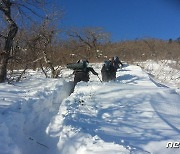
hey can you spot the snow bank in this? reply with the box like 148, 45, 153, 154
136, 60, 180, 89
0, 71, 73, 154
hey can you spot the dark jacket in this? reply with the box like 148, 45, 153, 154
114, 57, 123, 70
101, 61, 116, 82
73, 67, 98, 85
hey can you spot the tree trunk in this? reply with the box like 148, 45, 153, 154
43, 50, 56, 78
0, 1, 18, 83
0, 24, 18, 83
0, 54, 8, 82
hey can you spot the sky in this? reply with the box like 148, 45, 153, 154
53, 0, 180, 42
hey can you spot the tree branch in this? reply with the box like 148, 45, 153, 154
14, 2, 44, 19
69, 32, 93, 49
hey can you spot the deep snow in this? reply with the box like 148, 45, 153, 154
0, 63, 180, 154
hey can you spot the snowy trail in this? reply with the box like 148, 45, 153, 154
0, 64, 179, 154
47, 64, 180, 154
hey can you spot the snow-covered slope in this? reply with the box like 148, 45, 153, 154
0, 71, 73, 154
0, 63, 180, 154
136, 60, 180, 89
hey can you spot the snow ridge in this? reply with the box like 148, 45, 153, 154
0, 77, 72, 154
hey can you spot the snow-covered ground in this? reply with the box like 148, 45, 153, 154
0, 62, 180, 154
136, 60, 180, 89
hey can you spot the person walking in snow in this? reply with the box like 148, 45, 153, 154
110, 56, 124, 80
101, 59, 116, 81
101, 56, 123, 82
73, 60, 98, 86
113, 56, 123, 70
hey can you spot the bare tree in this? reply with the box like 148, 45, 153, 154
0, 0, 49, 83
0, 0, 18, 82
38, 21, 60, 78
67, 27, 111, 60
18, 19, 62, 78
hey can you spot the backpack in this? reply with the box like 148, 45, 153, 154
67, 60, 87, 71
104, 60, 112, 71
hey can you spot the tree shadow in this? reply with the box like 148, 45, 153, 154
63, 92, 177, 153
116, 74, 142, 84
